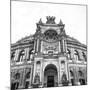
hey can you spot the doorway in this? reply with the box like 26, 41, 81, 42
79, 79, 85, 85
11, 82, 19, 90
47, 76, 54, 87
44, 64, 58, 87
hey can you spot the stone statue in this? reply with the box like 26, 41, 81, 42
46, 16, 56, 24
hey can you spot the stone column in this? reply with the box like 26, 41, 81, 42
28, 67, 32, 88
74, 67, 80, 85
18, 70, 23, 88
38, 39, 41, 53
59, 41, 61, 52
23, 48, 27, 62
65, 60, 69, 81
37, 39, 39, 52
40, 59, 44, 87
14, 49, 20, 62
63, 39, 66, 53
84, 69, 87, 84
33, 59, 36, 83
20, 68, 26, 88
58, 57, 62, 86
34, 40, 36, 53
78, 50, 83, 60
25, 48, 30, 60
70, 48, 74, 60
34, 39, 37, 53
64, 39, 67, 53
68, 68, 72, 86
60, 40, 63, 53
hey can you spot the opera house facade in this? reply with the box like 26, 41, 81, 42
11, 16, 87, 90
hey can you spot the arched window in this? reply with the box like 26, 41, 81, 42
60, 40, 63, 52
12, 73, 20, 90
28, 49, 33, 61
25, 81, 29, 89
44, 29, 58, 40
61, 61, 65, 69
74, 50, 79, 60
67, 49, 71, 59
11, 82, 19, 90
70, 70, 74, 77
17, 50, 25, 62
61, 73, 68, 86
78, 70, 85, 85
82, 52, 87, 61
36, 61, 41, 71
70, 70, 75, 85
34, 73, 40, 83
14, 73, 20, 80
78, 71, 83, 77
26, 72, 30, 79
36, 61, 41, 64
11, 51, 15, 61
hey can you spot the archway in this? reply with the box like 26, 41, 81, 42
70, 70, 75, 85
44, 64, 58, 87
11, 73, 20, 90
78, 71, 86, 85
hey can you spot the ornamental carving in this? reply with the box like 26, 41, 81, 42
42, 41, 59, 54
44, 29, 58, 42
46, 16, 56, 24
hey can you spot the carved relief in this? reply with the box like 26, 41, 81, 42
44, 29, 58, 41
34, 73, 40, 84
41, 41, 59, 54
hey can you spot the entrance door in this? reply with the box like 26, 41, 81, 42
47, 76, 54, 87
44, 64, 58, 87
79, 79, 85, 85
11, 82, 19, 90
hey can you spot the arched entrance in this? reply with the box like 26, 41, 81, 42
78, 71, 86, 85
70, 70, 75, 86
44, 64, 58, 87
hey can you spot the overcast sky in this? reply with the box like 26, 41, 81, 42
11, 1, 86, 45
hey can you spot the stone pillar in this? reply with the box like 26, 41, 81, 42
59, 41, 61, 52
58, 56, 64, 86
70, 48, 74, 60
38, 39, 41, 53
14, 49, 20, 62
78, 50, 83, 60
36, 39, 39, 52
63, 39, 66, 53
64, 39, 67, 53
20, 68, 26, 88
74, 67, 80, 85
58, 57, 61, 86
23, 48, 27, 62
33, 39, 37, 53
25, 48, 30, 60
18, 70, 23, 88
62, 39, 64, 52
65, 60, 69, 81
84, 69, 87, 84
58, 56, 69, 86
60, 40, 63, 53
68, 68, 72, 86
33, 59, 36, 83
28, 67, 32, 88
34, 40, 36, 53
41, 41, 45, 54
40, 59, 44, 87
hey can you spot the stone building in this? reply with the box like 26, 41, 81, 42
11, 16, 87, 90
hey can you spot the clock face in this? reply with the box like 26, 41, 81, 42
44, 29, 58, 42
